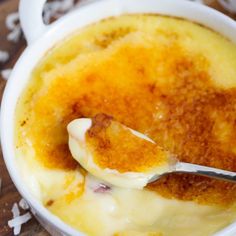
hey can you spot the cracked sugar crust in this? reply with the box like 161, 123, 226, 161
15, 15, 236, 206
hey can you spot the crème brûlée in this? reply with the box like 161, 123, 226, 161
15, 14, 236, 236
68, 113, 173, 189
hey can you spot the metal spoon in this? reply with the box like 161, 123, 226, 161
68, 116, 236, 187
129, 126, 236, 184
149, 161, 236, 183
131, 127, 236, 184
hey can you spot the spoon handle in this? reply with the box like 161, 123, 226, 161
175, 162, 236, 182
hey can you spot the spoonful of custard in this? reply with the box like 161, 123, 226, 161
67, 113, 236, 189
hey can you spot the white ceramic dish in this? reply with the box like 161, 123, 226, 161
1, 0, 236, 235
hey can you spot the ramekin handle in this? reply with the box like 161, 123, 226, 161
19, 0, 48, 45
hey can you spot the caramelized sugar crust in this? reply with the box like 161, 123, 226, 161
86, 113, 168, 173
15, 15, 236, 206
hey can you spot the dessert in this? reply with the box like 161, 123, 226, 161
68, 114, 172, 189
15, 15, 236, 236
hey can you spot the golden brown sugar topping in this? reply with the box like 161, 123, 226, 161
15, 15, 236, 206
86, 113, 168, 173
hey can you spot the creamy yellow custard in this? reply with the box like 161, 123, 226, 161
68, 114, 172, 189
15, 15, 236, 235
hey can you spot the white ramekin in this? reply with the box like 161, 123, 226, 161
1, 0, 236, 235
